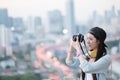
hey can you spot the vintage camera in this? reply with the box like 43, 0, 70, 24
72, 33, 84, 42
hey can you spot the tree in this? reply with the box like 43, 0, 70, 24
20, 72, 38, 80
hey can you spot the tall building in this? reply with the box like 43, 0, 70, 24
110, 5, 116, 18
13, 17, 24, 28
104, 5, 116, 25
26, 17, 35, 34
34, 17, 45, 38
48, 10, 64, 35
13, 17, 24, 32
66, 0, 76, 35
117, 10, 120, 23
0, 8, 9, 27
8, 17, 14, 28
0, 25, 14, 56
34, 17, 42, 27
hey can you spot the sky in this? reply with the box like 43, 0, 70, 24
0, 0, 120, 22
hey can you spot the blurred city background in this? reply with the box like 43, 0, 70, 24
0, 0, 120, 80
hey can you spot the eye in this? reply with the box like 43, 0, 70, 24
90, 38, 94, 41
87, 37, 93, 40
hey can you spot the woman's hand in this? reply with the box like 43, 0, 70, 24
68, 37, 85, 63
71, 36, 81, 52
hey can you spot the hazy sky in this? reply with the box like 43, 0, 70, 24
0, 0, 120, 22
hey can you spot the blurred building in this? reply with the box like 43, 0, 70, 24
75, 24, 89, 35
48, 10, 64, 35
117, 10, 120, 23
0, 59, 15, 69
104, 6, 116, 25
13, 17, 24, 32
34, 16, 45, 38
0, 46, 5, 57
66, 0, 76, 35
0, 8, 9, 27
0, 25, 14, 56
25, 17, 34, 34
8, 17, 14, 28
25, 16, 43, 34
34, 17, 42, 27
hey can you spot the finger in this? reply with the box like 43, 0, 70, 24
76, 36, 79, 42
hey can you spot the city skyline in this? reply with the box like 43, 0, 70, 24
0, 0, 120, 22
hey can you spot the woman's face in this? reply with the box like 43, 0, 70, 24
86, 33, 99, 51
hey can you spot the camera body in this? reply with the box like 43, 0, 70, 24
72, 33, 84, 42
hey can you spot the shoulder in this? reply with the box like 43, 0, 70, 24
99, 54, 112, 64
102, 54, 111, 60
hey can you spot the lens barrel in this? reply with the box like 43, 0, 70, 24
72, 34, 84, 42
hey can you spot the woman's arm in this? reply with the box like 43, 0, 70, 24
66, 40, 80, 69
66, 43, 74, 63
79, 54, 111, 73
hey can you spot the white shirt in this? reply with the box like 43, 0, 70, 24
86, 73, 93, 80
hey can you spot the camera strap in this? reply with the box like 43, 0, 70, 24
79, 40, 87, 55
79, 40, 90, 59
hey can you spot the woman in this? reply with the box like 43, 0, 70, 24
66, 27, 111, 80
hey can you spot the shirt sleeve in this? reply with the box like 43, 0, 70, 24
79, 55, 111, 73
66, 57, 80, 70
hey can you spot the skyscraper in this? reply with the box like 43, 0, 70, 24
66, 0, 76, 35
0, 25, 14, 56
48, 10, 64, 35
34, 17, 42, 27
13, 17, 24, 28
0, 8, 9, 27
26, 17, 35, 34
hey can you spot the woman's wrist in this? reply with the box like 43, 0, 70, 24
79, 55, 85, 63
69, 49, 74, 53
69, 46, 74, 53
76, 50, 82, 57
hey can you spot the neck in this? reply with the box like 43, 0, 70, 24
89, 57, 96, 62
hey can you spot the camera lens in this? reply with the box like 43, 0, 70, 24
72, 34, 84, 42
72, 35, 77, 41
